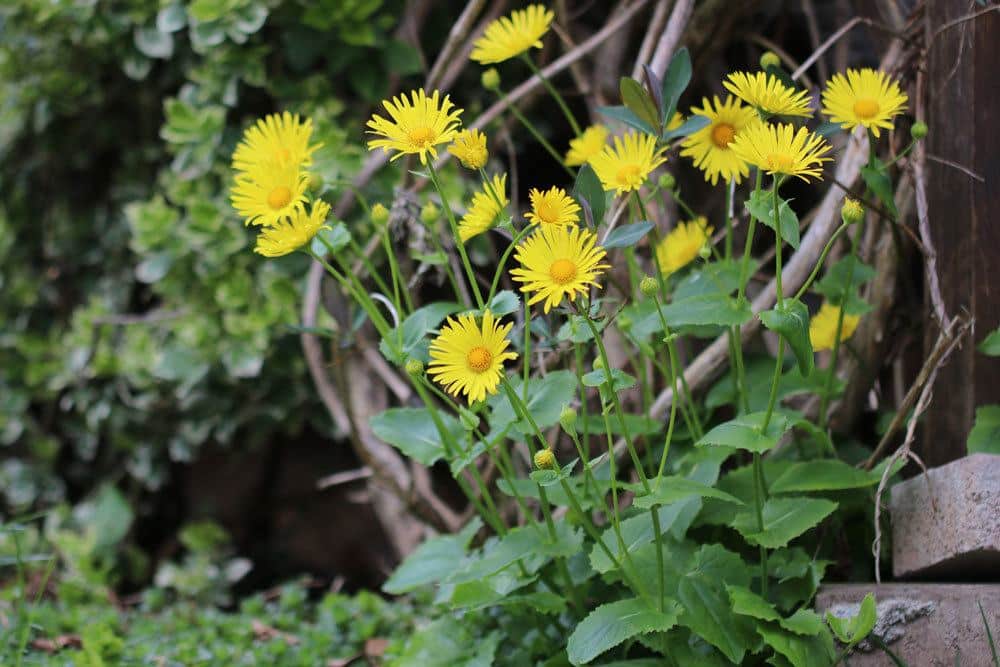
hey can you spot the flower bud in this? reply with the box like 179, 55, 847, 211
657, 173, 676, 191
639, 275, 659, 298
559, 405, 577, 432
533, 448, 557, 470
698, 243, 712, 259
911, 121, 928, 140
308, 172, 324, 193
841, 198, 864, 225
404, 358, 424, 376
592, 357, 604, 370
459, 407, 479, 432
481, 68, 501, 91
371, 203, 390, 226
420, 202, 439, 224
760, 51, 781, 70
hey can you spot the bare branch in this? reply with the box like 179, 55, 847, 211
648, 0, 694, 77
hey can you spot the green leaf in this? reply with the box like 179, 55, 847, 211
727, 584, 781, 622
661, 114, 710, 142
450, 522, 582, 584
596, 105, 657, 137
92, 484, 134, 550
660, 47, 692, 125
826, 592, 877, 645
813, 256, 875, 301
573, 164, 607, 225
488, 370, 577, 435
696, 412, 792, 453
582, 367, 636, 392
485, 290, 520, 317
679, 574, 756, 663
567, 597, 681, 665
379, 301, 462, 364
757, 622, 837, 667
369, 407, 463, 466
603, 221, 654, 249
134, 27, 174, 59
530, 458, 578, 487
861, 160, 897, 218
732, 497, 838, 548
759, 299, 814, 376
314, 221, 351, 254
674, 259, 752, 301
576, 414, 661, 437
968, 405, 1000, 454
747, 189, 800, 249
620, 77, 661, 134
383, 519, 482, 594
769, 459, 882, 493
979, 327, 1000, 356
662, 293, 753, 328
632, 477, 744, 509
780, 609, 826, 636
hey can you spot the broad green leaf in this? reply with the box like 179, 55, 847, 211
727, 584, 781, 622
813, 256, 875, 301
757, 622, 836, 667
759, 299, 814, 376
596, 104, 657, 137
780, 609, 825, 636
696, 411, 791, 453
769, 459, 881, 493
449, 522, 582, 584
370, 407, 463, 466
582, 367, 636, 392
557, 313, 604, 343
968, 405, 1000, 454
567, 597, 681, 665
134, 27, 174, 59
314, 221, 351, 254
576, 413, 662, 437
674, 259, 754, 301
747, 189, 800, 249
620, 77, 661, 133
826, 592, 877, 645
573, 163, 607, 224
662, 293, 753, 328
632, 476, 744, 509
732, 497, 838, 548
488, 370, 577, 435
393, 618, 500, 667
603, 221, 654, 249
379, 301, 462, 364
661, 114, 710, 142
92, 484, 134, 550
979, 327, 1000, 356
660, 47, 692, 125
530, 458, 578, 487
383, 519, 482, 594
861, 160, 897, 218
678, 574, 756, 663
485, 289, 520, 316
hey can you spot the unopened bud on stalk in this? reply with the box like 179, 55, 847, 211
459, 407, 479, 431
481, 68, 501, 91
639, 275, 659, 298
658, 173, 676, 191
698, 243, 712, 259
371, 203, 390, 226
308, 172, 324, 192
911, 121, 928, 140
420, 202, 439, 224
533, 448, 557, 470
841, 198, 864, 225
592, 357, 604, 370
559, 405, 577, 432
760, 51, 781, 69
404, 358, 424, 376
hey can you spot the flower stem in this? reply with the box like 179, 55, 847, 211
522, 54, 582, 136
495, 87, 575, 178
426, 162, 485, 308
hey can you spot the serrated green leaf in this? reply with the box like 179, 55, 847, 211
679, 576, 756, 663
728, 584, 781, 621
780, 608, 825, 636
757, 622, 837, 667
732, 497, 838, 548
632, 476, 744, 509
747, 189, 800, 249
826, 592, 877, 645
968, 405, 1000, 454
662, 293, 753, 328
696, 412, 791, 453
370, 407, 463, 466
769, 459, 881, 493
383, 519, 482, 594
979, 327, 1000, 356
603, 221, 653, 249
759, 299, 814, 376
567, 597, 681, 665
861, 160, 897, 218
620, 77, 661, 133
449, 521, 582, 584
573, 163, 606, 224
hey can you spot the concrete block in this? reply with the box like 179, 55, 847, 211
816, 583, 1000, 666
890, 453, 1000, 579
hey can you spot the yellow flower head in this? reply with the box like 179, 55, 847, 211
366, 89, 463, 165
655, 218, 714, 277
589, 131, 667, 195
525, 186, 580, 227
232, 112, 322, 173
821, 68, 908, 138
449, 129, 489, 170
723, 71, 813, 118
809, 301, 861, 352
510, 224, 610, 313
680, 95, 758, 186
565, 124, 609, 167
428, 310, 518, 404
254, 200, 331, 257
230, 161, 310, 227
471, 4, 554, 65
729, 122, 831, 182
458, 173, 508, 242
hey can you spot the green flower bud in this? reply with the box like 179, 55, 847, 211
639, 275, 659, 298
760, 51, 781, 70
698, 243, 712, 259
533, 448, 557, 470
420, 201, 439, 224
559, 405, 577, 432
459, 407, 479, 432
658, 173, 676, 191
592, 357, 604, 370
911, 121, 928, 140
371, 202, 390, 226
481, 68, 501, 91
841, 198, 864, 225
404, 358, 424, 376
308, 172, 324, 192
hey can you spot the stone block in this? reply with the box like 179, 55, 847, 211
816, 583, 1000, 666
890, 453, 1000, 579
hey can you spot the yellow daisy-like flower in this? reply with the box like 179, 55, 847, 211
809, 301, 861, 352
821, 68, 908, 138
723, 71, 813, 118
449, 129, 489, 170
366, 89, 463, 165
680, 95, 758, 186
458, 173, 508, 243
655, 218, 714, 277
230, 162, 310, 227
510, 224, 610, 313
232, 112, 322, 173
565, 125, 609, 167
470, 4, 554, 65
524, 186, 580, 227
589, 131, 667, 195
428, 310, 518, 404
729, 122, 832, 182
254, 200, 330, 257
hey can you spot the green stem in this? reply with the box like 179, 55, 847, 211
379, 228, 414, 314
794, 222, 851, 301
724, 179, 734, 259
487, 225, 533, 305
347, 236, 394, 304
308, 247, 392, 338
753, 452, 769, 598
772, 177, 785, 308
522, 55, 582, 135
495, 88, 575, 178
426, 162, 485, 308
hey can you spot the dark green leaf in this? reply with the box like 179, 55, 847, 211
696, 411, 792, 453
369, 407, 463, 466
378, 301, 462, 364
632, 476, 744, 509
968, 405, 1000, 454
813, 256, 875, 301
596, 105, 657, 137
747, 189, 800, 249
662, 293, 753, 328
485, 290, 520, 317
567, 597, 681, 665
757, 622, 837, 667
488, 370, 577, 435
660, 47, 692, 125
674, 259, 754, 301
582, 367, 636, 392
530, 458, 578, 486
603, 221, 654, 249
661, 114, 711, 142
759, 299, 814, 376
769, 459, 881, 493
573, 163, 607, 224
861, 160, 897, 218
732, 497, 838, 548
92, 484, 134, 550
620, 77, 661, 134
980, 328, 1000, 356
679, 575, 756, 663
383, 519, 482, 593
826, 592, 877, 645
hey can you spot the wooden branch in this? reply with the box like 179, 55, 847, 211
648, 0, 695, 77
425, 0, 486, 89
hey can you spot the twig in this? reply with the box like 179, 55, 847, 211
631, 0, 671, 78
425, 0, 486, 89
317, 467, 373, 489
648, 0, 694, 77
925, 153, 985, 183
929, 5, 1000, 45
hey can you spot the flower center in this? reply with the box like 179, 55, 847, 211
267, 186, 293, 210
535, 199, 559, 224
466, 346, 493, 373
765, 153, 794, 172
852, 98, 880, 120
549, 258, 578, 285
711, 123, 736, 148
615, 164, 643, 188
408, 126, 435, 147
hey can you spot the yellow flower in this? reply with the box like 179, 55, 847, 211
428, 310, 518, 404
254, 200, 331, 257
230, 161, 310, 227
723, 71, 813, 118
510, 224, 610, 313
809, 302, 861, 352
729, 122, 831, 182
366, 89, 463, 164
471, 4, 554, 65
458, 173, 508, 242
524, 186, 580, 227
564, 125, 609, 167
821, 68, 908, 138
655, 218, 713, 277
232, 112, 322, 173
449, 129, 489, 169
680, 95, 758, 186
589, 131, 667, 195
